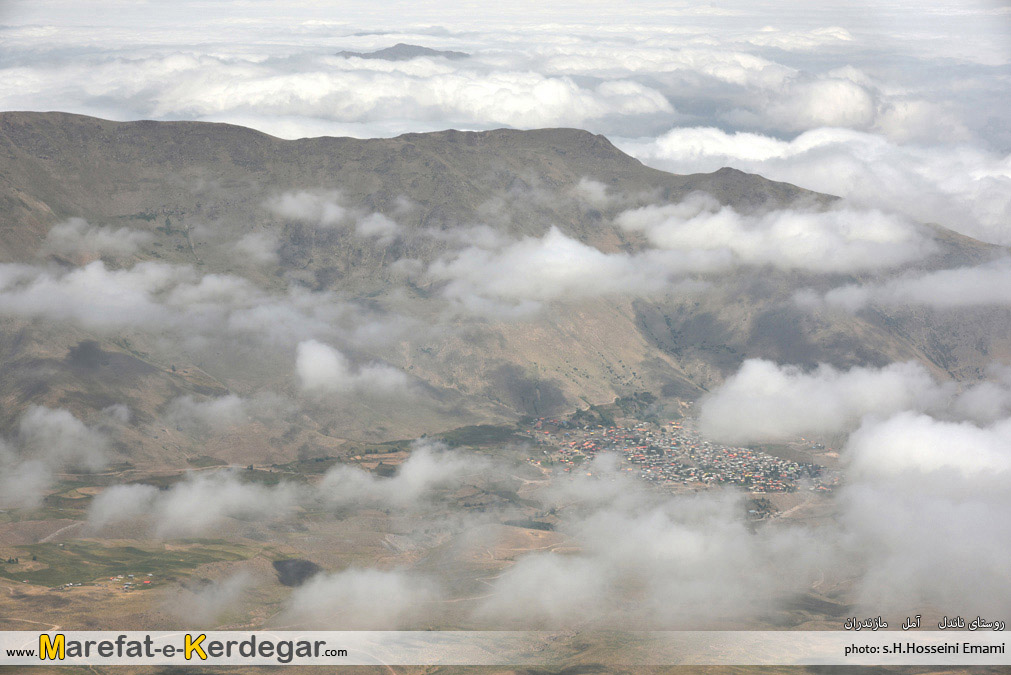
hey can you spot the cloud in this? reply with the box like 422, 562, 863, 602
847, 412, 1011, 478
89, 440, 491, 537
839, 411, 1011, 614
476, 457, 823, 628
692, 354, 1011, 614
0, 259, 417, 351
266, 190, 348, 226
163, 392, 294, 434
0, 260, 188, 331
619, 126, 1011, 246
232, 230, 281, 265
540, 45, 796, 89
697, 359, 954, 444
2, 0, 1006, 154
767, 76, 876, 131
316, 440, 487, 508
42, 217, 153, 258
572, 177, 612, 207
295, 339, 410, 395
617, 193, 935, 272
147, 55, 673, 129
952, 363, 1011, 424
167, 572, 252, 627
87, 483, 160, 529
355, 212, 401, 244
164, 394, 248, 433
88, 471, 301, 536
427, 226, 725, 315
742, 25, 854, 51
799, 258, 1011, 311
0, 406, 110, 509
474, 554, 605, 627
281, 567, 439, 629
17, 405, 110, 470
266, 190, 403, 245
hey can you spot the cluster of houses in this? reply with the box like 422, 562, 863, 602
526, 417, 838, 494
110, 573, 154, 592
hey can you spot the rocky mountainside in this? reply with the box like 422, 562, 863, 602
0, 112, 1007, 468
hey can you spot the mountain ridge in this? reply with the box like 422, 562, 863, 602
0, 111, 1007, 465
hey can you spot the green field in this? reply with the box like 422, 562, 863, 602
438, 424, 526, 447
0, 540, 257, 587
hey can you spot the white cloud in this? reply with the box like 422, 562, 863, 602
355, 212, 401, 244
698, 359, 951, 444
540, 46, 796, 89
0, 260, 187, 330
316, 440, 487, 508
847, 412, 1011, 478
266, 190, 348, 226
839, 410, 1011, 614
427, 226, 726, 315
767, 77, 876, 131
572, 177, 612, 207
232, 230, 280, 265
164, 394, 249, 432
0, 259, 416, 351
617, 194, 935, 272
619, 126, 1011, 245
742, 25, 854, 51
267, 190, 403, 245
89, 471, 301, 536
0, 406, 110, 509
87, 483, 160, 529
168, 572, 252, 626
282, 568, 439, 629
42, 218, 153, 257
295, 339, 410, 395
476, 458, 822, 628
802, 258, 1011, 311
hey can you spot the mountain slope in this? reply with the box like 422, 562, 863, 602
0, 112, 1007, 467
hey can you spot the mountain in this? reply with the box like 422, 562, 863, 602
335, 43, 469, 60
0, 111, 1007, 468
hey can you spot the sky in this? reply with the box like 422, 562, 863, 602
2, 0, 1009, 243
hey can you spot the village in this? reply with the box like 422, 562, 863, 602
523, 411, 839, 496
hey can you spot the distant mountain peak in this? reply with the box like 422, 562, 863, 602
336, 43, 469, 61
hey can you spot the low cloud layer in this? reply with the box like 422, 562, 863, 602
475, 462, 820, 628
295, 339, 410, 395
87, 441, 485, 535
89, 472, 302, 537
616, 194, 936, 272
693, 356, 1011, 614
81, 394, 1011, 625
620, 126, 1011, 247
316, 441, 488, 508
841, 411, 1011, 614
699, 358, 1011, 443
42, 218, 153, 258
282, 568, 439, 629
266, 190, 403, 245
698, 360, 950, 443
0, 259, 417, 351
797, 258, 1011, 311
168, 572, 253, 626
0, 406, 111, 509
427, 226, 725, 315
